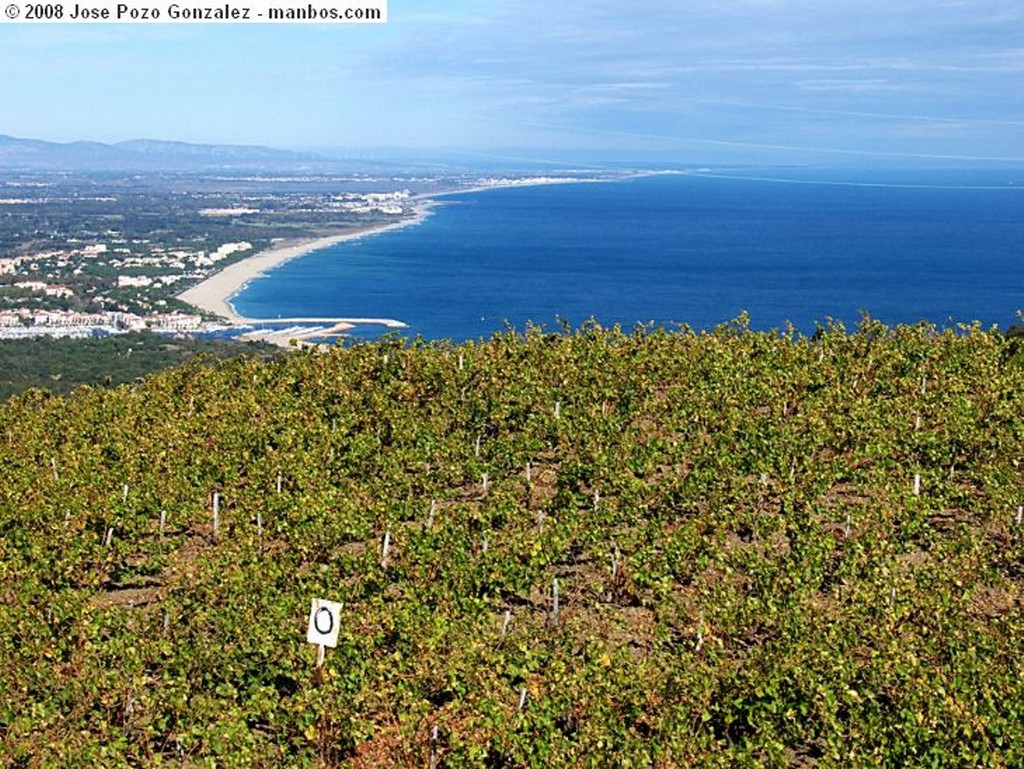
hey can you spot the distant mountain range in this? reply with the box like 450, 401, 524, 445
0, 134, 657, 174
0, 135, 336, 172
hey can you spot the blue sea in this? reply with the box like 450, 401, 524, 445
232, 170, 1024, 341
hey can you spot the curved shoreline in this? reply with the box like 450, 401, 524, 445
176, 202, 436, 325
175, 174, 646, 345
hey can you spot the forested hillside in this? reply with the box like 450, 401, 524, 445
0, 332, 280, 400
2, 318, 1023, 767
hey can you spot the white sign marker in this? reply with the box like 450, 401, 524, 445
306, 598, 343, 651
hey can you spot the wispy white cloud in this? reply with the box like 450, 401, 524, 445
0, 0, 1021, 158
797, 79, 900, 93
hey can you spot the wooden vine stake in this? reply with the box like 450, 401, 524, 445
276, 472, 283, 494
457, 353, 464, 371
306, 598, 342, 672
1016, 505, 1023, 526
474, 434, 481, 458
608, 545, 620, 602
426, 499, 436, 530
913, 474, 921, 496
122, 484, 129, 503
500, 609, 511, 637
481, 472, 489, 491
429, 725, 440, 769
159, 510, 166, 539
381, 527, 392, 568
554, 401, 561, 420
525, 462, 532, 483
104, 527, 115, 548
551, 578, 560, 625
518, 687, 528, 712
212, 493, 221, 540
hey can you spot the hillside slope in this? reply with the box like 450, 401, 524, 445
2, 319, 1023, 766
0, 332, 280, 401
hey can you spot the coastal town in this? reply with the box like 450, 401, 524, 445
0, 168, 621, 344
0, 170, 421, 342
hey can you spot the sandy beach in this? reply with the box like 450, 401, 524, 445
176, 175, 641, 346
178, 176, 643, 328
177, 202, 435, 325
412, 171, 663, 202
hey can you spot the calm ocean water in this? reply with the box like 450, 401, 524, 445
233, 171, 1024, 341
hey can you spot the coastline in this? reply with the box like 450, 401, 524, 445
176, 173, 653, 346
417, 170, 664, 201
176, 202, 435, 326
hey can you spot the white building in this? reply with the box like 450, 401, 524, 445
118, 275, 154, 288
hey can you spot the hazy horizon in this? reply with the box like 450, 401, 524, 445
2, 1, 1023, 168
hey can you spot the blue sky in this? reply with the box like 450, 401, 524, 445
2, 0, 1023, 165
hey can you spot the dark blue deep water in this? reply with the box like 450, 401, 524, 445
233, 171, 1024, 341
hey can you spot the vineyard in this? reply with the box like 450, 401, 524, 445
2, 317, 1024, 767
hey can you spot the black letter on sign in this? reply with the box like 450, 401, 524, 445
314, 606, 334, 635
